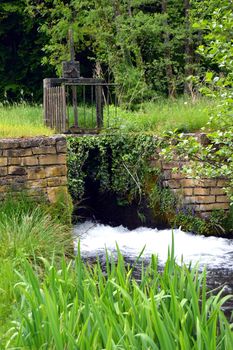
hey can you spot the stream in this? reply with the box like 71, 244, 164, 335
74, 221, 233, 317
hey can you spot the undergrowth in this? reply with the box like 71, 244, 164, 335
5, 246, 233, 349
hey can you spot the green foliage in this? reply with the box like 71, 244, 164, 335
0, 194, 73, 343
160, 1, 233, 210
26, 0, 207, 103
0, 0, 54, 102
171, 209, 233, 236
5, 249, 233, 348
0, 103, 53, 137
67, 134, 159, 203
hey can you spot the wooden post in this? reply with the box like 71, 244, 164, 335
96, 85, 103, 128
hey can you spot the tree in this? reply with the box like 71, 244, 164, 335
162, 0, 233, 202
0, 0, 54, 102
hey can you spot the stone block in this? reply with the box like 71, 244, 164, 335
180, 179, 199, 188
27, 188, 47, 196
0, 158, 7, 166
182, 188, 193, 196
171, 172, 185, 180
8, 166, 27, 176
194, 187, 210, 196
0, 140, 19, 149
47, 186, 68, 203
217, 179, 228, 187
163, 179, 181, 189
197, 203, 229, 211
47, 176, 67, 187
183, 196, 196, 204
27, 179, 47, 189
9, 156, 39, 166
3, 148, 32, 157
216, 195, 230, 203
45, 165, 67, 178
210, 188, 226, 195
194, 195, 215, 204
39, 154, 66, 166
32, 146, 57, 155
27, 167, 46, 180
56, 140, 67, 153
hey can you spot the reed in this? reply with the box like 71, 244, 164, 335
0, 195, 73, 346
7, 246, 233, 349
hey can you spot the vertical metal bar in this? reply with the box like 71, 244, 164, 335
107, 86, 110, 128
91, 85, 94, 127
114, 91, 118, 125
96, 85, 103, 129
66, 86, 70, 129
72, 85, 78, 127
83, 85, 86, 128
62, 85, 67, 132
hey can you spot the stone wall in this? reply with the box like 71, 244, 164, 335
0, 135, 68, 203
158, 161, 230, 218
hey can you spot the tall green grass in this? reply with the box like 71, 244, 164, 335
0, 196, 73, 345
108, 97, 216, 133
0, 103, 53, 137
6, 246, 233, 349
0, 97, 217, 138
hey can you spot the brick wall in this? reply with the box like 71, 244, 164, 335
0, 135, 68, 203
158, 160, 230, 218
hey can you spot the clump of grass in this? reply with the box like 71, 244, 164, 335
106, 97, 217, 133
6, 246, 233, 349
0, 195, 73, 345
0, 97, 218, 138
0, 103, 53, 137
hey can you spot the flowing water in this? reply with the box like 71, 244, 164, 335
74, 221, 233, 316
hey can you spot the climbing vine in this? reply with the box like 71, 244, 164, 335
67, 134, 160, 204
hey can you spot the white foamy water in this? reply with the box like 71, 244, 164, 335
74, 221, 233, 269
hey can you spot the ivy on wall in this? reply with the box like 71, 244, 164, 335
67, 134, 159, 203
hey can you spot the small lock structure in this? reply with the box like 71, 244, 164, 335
43, 30, 116, 134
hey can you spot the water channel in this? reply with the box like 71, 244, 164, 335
74, 221, 233, 317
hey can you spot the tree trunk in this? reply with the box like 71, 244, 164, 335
184, 0, 194, 97
161, 0, 176, 98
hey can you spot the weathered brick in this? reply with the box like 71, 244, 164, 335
26, 179, 47, 188
27, 167, 46, 180
56, 140, 67, 153
39, 154, 66, 166
9, 156, 38, 166
8, 166, 27, 176
3, 148, 32, 157
171, 172, 185, 180
182, 188, 193, 196
217, 179, 228, 187
163, 179, 181, 189
47, 176, 67, 187
194, 195, 215, 204
197, 203, 229, 211
47, 186, 68, 203
183, 196, 196, 204
32, 146, 57, 155
27, 188, 47, 196
194, 187, 210, 195
0, 140, 19, 149
45, 165, 67, 178
0, 158, 7, 166
216, 195, 230, 203
180, 179, 199, 188
210, 188, 226, 195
